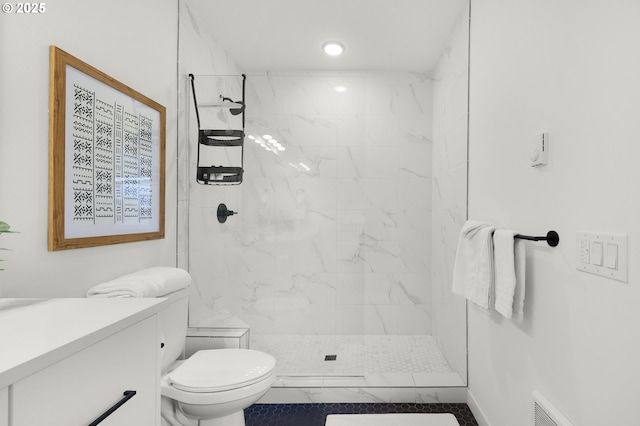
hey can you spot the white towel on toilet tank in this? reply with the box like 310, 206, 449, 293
86, 267, 191, 298
451, 220, 497, 310
493, 230, 526, 321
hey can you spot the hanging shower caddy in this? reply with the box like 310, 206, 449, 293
189, 73, 246, 185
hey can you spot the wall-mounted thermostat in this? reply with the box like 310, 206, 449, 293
530, 132, 549, 167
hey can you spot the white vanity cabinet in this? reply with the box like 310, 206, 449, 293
0, 387, 8, 426
0, 298, 167, 426
11, 316, 157, 425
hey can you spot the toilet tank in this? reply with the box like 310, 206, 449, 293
158, 288, 189, 372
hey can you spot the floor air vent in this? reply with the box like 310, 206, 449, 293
533, 391, 574, 426
324, 355, 337, 361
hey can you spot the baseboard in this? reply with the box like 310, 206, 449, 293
467, 390, 490, 426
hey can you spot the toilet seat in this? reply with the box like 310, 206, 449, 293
168, 349, 276, 393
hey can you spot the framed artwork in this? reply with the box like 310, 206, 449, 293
48, 46, 166, 251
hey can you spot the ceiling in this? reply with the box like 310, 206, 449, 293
184, 0, 468, 72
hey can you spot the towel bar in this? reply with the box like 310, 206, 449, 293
514, 230, 559, 247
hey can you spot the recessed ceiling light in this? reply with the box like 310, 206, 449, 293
323, 41, 344, 56
263, 134, 272, 140
334, 85, 347, 93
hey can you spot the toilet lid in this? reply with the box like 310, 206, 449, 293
168, 349, 276, 393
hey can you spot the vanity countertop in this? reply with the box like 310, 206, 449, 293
0, 298, 168, 388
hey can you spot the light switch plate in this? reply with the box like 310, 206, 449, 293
576, 231, 628, 283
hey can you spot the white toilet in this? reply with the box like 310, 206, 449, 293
158, 289, 276, 426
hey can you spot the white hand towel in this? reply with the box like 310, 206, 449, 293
493, 230, 526, 321
86, 267, 191, 298
494, 230, 516, 317
512, 239, 526, 322
452, 220, 497, 310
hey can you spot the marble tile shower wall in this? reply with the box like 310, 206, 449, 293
188, 72, 434, 337
176, 0, 244, 274
431, 2, 470, 380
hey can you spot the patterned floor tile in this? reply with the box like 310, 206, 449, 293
245, 403, 479, 426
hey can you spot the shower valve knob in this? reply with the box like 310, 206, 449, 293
217, 203, 237, 223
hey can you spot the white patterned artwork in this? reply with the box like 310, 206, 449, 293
49, 46, 166, 251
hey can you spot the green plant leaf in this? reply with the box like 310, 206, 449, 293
0, 221, 16, 271
0, 221, 16, 234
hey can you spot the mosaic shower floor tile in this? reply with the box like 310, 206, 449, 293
251, 335, 452, 376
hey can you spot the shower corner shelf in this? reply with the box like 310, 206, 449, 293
189, 73, 247, 185
197, 166, 243, 184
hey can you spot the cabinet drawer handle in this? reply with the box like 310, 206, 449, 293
88, 390, 137, 426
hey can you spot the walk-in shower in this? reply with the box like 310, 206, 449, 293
177, 0, 470, 400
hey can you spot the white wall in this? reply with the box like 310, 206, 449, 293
468, 1, 640, 425
0, 0, 178, 296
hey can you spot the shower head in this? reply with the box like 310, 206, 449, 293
222, 96, 245, 115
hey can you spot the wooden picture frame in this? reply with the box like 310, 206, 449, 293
48, 46, 166, 251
